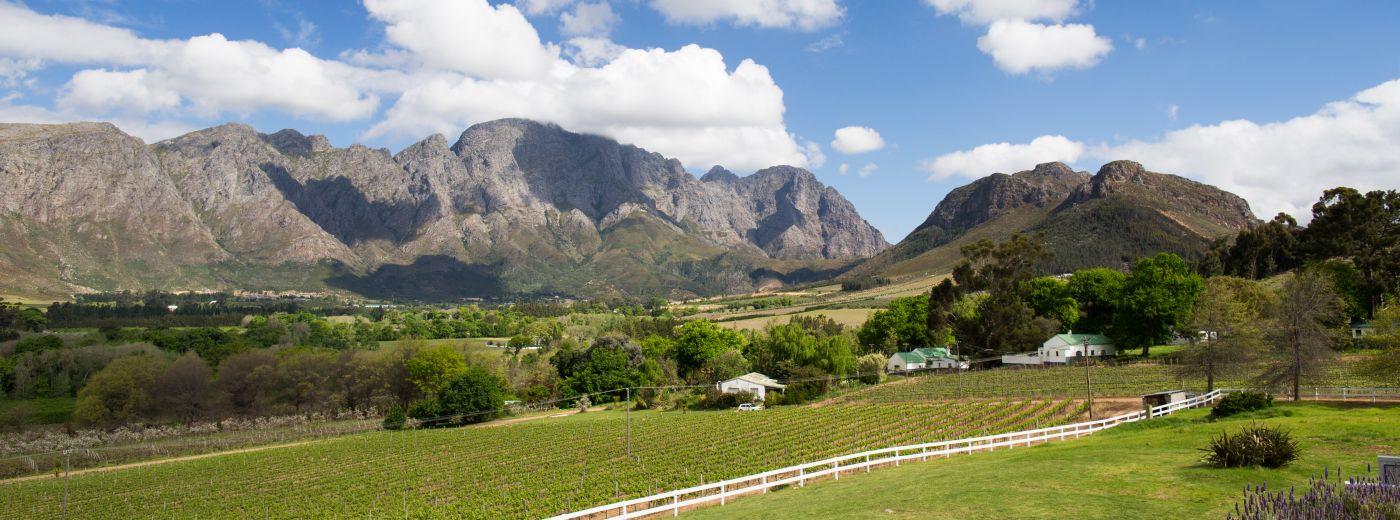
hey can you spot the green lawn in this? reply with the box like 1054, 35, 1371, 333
686, 402, 1399, 519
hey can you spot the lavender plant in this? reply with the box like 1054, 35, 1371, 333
1228, 466, 1400, 519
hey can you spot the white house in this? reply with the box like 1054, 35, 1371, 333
1038, 333, 1115, 364
887, 347, 961, 372
718, 372, 786, 401
1002, 333, 1115, 365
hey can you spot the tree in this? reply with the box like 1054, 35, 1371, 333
1304, 188, 1400, 316
1026, 277, 1079, 331
1260, 270, 1345, 401
268, 349, 337, 414
151, 352, 215, 423
951, 234, 1055, 356
73, 355, 167, 427
214, 349, 277, 416
1175, 277, 1273, 391
673, 320, 745, 376
1363, 300, 1400, 386
15, 308, 45, 332
404, 345, 467, 396
856, 353, 886, 384
410, 365, 506, 426
554, 334, 646, 399
857, 296, 935, 355
752, 321, 856, 378
1113, 253, 1203, 357
1066, 268, 1125, 334
698, 349, 751, 383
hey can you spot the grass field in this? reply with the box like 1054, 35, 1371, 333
2, 400, 1086, 519
847, 356, 1386, 401
686, 402, 1400, 519
719, 308, 879, 331
0, 397, 74, 425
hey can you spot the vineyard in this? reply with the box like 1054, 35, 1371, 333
3, 400, 1085, 519
846, 356, 1386, 402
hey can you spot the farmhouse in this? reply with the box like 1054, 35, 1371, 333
1002, 333, 1115, 366
718, 372, 786, 400
887, 347, 961, 372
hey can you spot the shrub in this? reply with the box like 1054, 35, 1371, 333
1228, 469, 1400, 519
14, 335, 63, 355
1202, 425, 1300, 468
382, 405, 407, 430
1210, 391, 1274, 419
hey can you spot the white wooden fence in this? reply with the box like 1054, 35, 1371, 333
547, 390, 1224, 519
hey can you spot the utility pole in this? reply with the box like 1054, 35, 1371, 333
624, 387, 631, 458
1083, 339, 1094, 420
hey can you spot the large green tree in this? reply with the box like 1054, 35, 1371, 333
1112, 253, 1204, 356
1066, 268, 1125, 334
1260, 270, 1345, 400
673, 320, 745, 376
73, 355, 168, 427
858, 296, 936, 355
952, 234, 1056, 356
1026, 277, 1079, 331
1303, 188, 1400, 316
410, 365, 506, 426
1175, 276, 1273, 391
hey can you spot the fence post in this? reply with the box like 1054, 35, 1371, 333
673, 495, 679, 517
799, 467, 804, 488
866, 454, 871, 473
761, 475, 767, 494
720, 484, 725, 506
834, 460, 840, 480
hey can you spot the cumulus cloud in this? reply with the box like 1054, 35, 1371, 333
923, 134, 1084, 180
838, 163, 849, 175
0, 0, 810, 172
560, 2, 618, 37
976, 20, 1111, 75
830, 125, 885, 154
0, 56, 41, 88
649, 0, 844, 31
925, 0, 1078, 25
1098, 78, 1400, 220
858, 163, 878, 177
801, 140, 826, 168
367, 44, 807, 171
1166, 104, 1180, 122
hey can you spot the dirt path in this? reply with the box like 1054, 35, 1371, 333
1, 406, 603, 484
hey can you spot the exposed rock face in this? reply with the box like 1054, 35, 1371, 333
848, 160, 1259, 278
0, 118, 886, 298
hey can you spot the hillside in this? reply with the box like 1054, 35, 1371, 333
0, 120, 886, 300
848, 160, 1258, 279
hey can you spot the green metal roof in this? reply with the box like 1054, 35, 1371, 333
893, 351, 926, 363
913, 347, 951, 359
1054, 333, 1112, 345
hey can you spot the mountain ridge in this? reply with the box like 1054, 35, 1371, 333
0, 119, 886, 300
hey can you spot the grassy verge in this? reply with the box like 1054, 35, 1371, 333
0, 397, 75, 425
685, 402, 1399, 519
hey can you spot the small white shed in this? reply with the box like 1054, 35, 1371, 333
718, 372, 786, 401
1039, 333, 1115, 363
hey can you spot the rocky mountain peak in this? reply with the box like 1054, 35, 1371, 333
701, 165, 740, 184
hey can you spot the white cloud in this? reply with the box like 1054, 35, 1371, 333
806, 33, 844, 53
0, 94, 194, 142
858, 162, 877, 177
801, 140, 826, 168
830, 125, 885, 154
649, 0, 844, 31
517, 0, 575, 16
838, 163, 849, 176
560, 2, 618, 37
563, 37, 624, 67
925, 0, 1079, 25
1166, 104, 1180, 122
364, 0, 559, 80
1098, 78, 1400, 221
368, 44, 806, 171
0, 2, 167, 65
923, 134, 1084, 180
976, 19, 1111, 75
59, 69, 180, 114
0, 56, 41, 88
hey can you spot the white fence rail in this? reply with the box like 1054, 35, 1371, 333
548, 390, 1223, 519
1218, 387, 1400, 402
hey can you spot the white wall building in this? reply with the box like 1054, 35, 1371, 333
718, 372, 786, 401
1003, 333, 1115, 366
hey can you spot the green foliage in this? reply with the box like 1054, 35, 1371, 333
72, 355, 168, 427
1311, 259, 1367, 321
554, 334, 647, 400
841, 276, 890, 292
776, 365, 831, 405
1304, 187, 1400, 316
857, 296, 935, 355
694, 388, 757, 410
409, 366, 506, 427
674, 320, 745, 376
404, 345, 468, 396
14, 308, 45, 332
1209, 391, 1274, 420
1261, 270, 1345, 400
1201, 425, 1300, 468
1026, 277, 1079, 331
1113, 253, 1204, 355
1066, 268, 1126, 335
856, 353, 886, 384
1177, 276, 1273, 391
382, 404, 407, 430
1200, 213, 1304, 279
750, 320, 856, 379
14, 335, 63, 355
953, 234, 1058, 356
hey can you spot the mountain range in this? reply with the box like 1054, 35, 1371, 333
0, 118, 1260, 301
846, 160, 1259, 279
0, 119, 886, 300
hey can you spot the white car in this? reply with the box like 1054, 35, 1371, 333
737, 403, 763, 411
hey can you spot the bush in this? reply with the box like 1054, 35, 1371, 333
382, 405, 407, 430
1202, 425, 1300, 468
14, 335, 63, 355
1210, 391, 1274, 419
694, 388, 757, 410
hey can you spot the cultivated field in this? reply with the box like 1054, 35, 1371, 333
718, 308, 879, 331
3, 400, 1085, 519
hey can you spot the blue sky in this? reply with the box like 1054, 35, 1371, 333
2, 1, 1399, 242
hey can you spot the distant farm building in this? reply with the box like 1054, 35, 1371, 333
718, 372, 786, 400
887, 347, 962, 372
1350, 320, 1374, 339
1002, 333, 1115, 366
